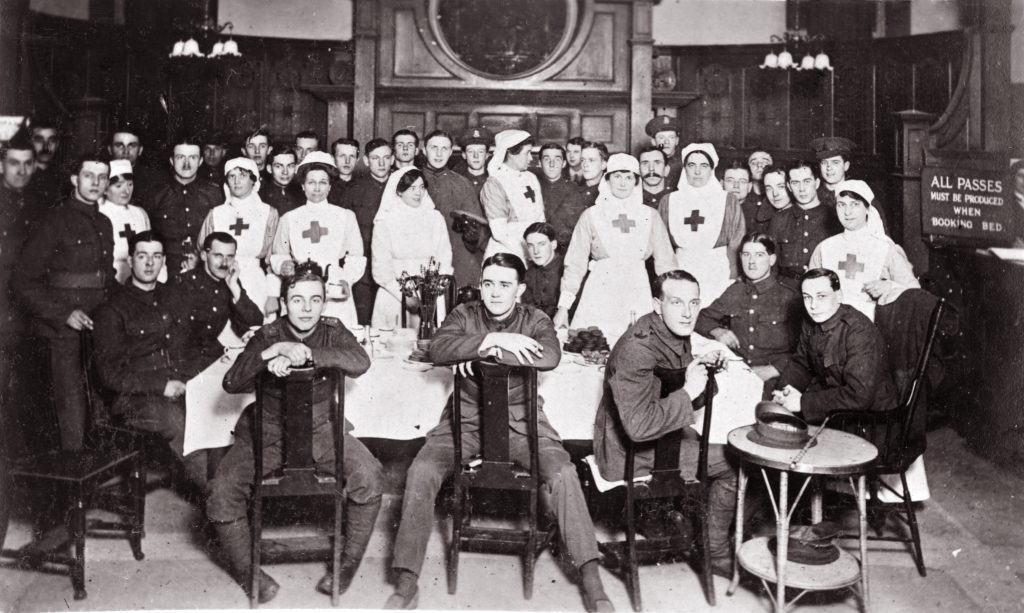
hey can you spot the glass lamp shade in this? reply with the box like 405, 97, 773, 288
182, 38, 204, 57
760, 52, 779, 69
799, 54, 815, 70
209, 41, 225, 57
777, 50, 794, 69
222, 39, 240, 56
170, 41, 185, 57
814, 52, 833, 71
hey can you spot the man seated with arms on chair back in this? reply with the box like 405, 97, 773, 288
210, 262, 382, 603
694, 232, 802, 392
772, 267, 898, 425
169, 231, 264, 381
536, 142, 586, 250
594, 269, 738, 577
638, 145, 674, 209
92, 231, 208, 488
387, 253, 613, 611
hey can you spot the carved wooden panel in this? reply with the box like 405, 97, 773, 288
377, 101, 629, 151
378, 0, 630, 92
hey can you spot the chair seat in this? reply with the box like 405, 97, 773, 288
10, 449, 140, 483
583, 455, 652, 493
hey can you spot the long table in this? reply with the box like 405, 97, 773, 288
184, 334, 764, 455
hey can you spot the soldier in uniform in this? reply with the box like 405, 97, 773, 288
391, 128, 420, 171
387, 253, 613, 611
638, 145, 674, 208
197, 130, 229, 186
520, 221, 563, 318
747, 149, 773, 200
169, 231, 264, 381
577, 141, 608, 207
327, 137, 360, 204
26, 119, 63, 207
767, 160, 841, 284
452, 127, 492, 195
209, 262, 382, 603
773, 268, 898, 424
594, 269, 737, 577
565, 136, 586, 183
13, 153, 115, 451
535, 143, 586, 252
293, 129, 320, 163
645, 115, 684, 189
92, 231, 207, 486
339, 139, 392, 324
420, 129, 489, 287
695, 233, 802, 389
0, 131, 42, 457
107, 125, 166, 210
259, 144, 303, 216
810, 136, 888, 235
242, 127, 274, 178
148, 135, 223, 279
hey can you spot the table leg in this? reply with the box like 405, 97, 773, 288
776, 471, 788, 613
858, 474, 870, 613
811, 478, 823, 524
728, 461, 748, 595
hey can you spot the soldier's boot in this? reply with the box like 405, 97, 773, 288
316, 498, 382, 596
214, 518, 279, 604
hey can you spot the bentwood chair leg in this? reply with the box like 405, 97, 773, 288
72, 493, 87, 600
900, 471, 926, 577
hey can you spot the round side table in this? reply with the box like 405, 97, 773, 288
726, 425, 878, 613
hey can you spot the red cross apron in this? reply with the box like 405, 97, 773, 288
570, 201, 655, 345
666, 191, 731, 303
208, 201, 276, 318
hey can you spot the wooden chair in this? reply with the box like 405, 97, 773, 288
250, 366, 346, 608
830, 295, 947, 577
588, 366, 718, 612
0, 331, 145, 600
446, 360, 555, 599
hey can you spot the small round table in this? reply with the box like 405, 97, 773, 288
726, 425, 878, 613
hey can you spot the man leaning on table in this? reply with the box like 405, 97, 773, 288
386, 252, 613, 611
772, 267, 898, 423
209, 262, 384, 603
594, 269, 738, 577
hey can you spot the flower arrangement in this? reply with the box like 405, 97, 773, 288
398, 258, 451, 339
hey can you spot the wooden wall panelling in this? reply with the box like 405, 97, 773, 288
378, 0, 629, 92
831, 62, 875, 155
788, 69, 831, 151
743, 67, 788, 151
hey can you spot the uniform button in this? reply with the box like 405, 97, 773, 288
804, 215, 809, 220
803, 248, 808, 253
748, 309, 754, 314
803, 232, 808, 237
189, 315, 195, 320
748, 327, 754, 332
772, 320, 777, 325
749, 345, 755, 350
752, 295, 758, 300
212, 306, 217, 312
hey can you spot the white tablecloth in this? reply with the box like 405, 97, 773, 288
183, 333, 764, 451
